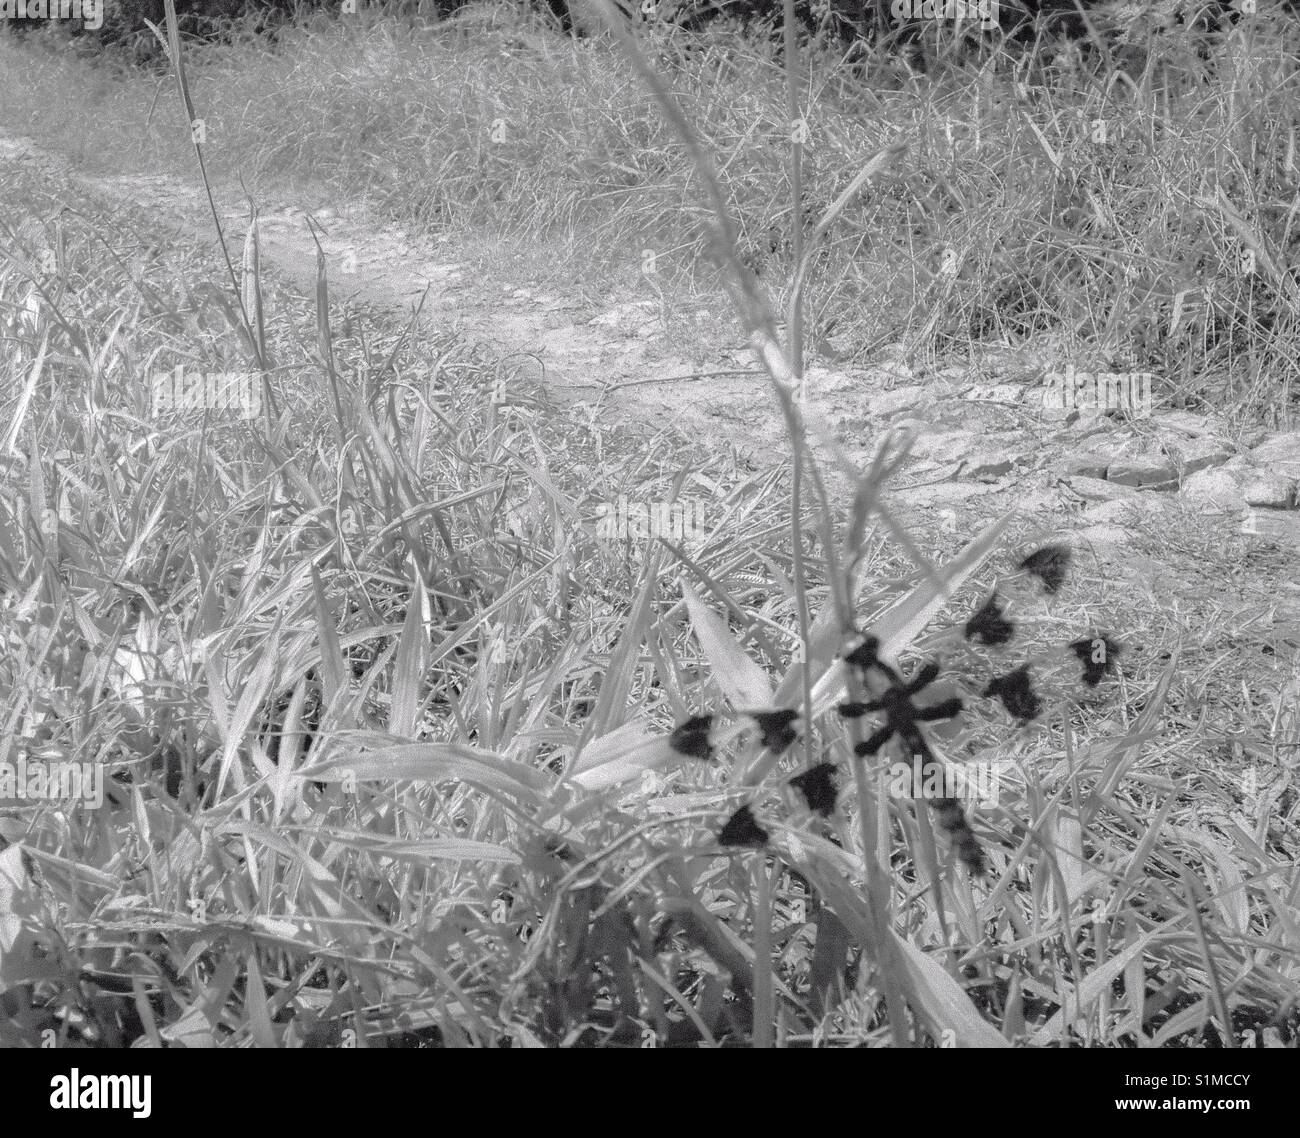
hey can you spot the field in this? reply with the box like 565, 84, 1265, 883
0, 0, 1297, 1056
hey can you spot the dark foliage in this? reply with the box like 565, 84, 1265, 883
15, 0, 1294, 68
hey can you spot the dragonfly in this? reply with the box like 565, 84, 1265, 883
666, 543, 1122, 876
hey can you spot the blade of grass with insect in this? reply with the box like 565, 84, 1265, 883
585, 0, 994, 1045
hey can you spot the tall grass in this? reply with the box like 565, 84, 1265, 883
5, 0, 1299, 423
0, 1, 1296, 1047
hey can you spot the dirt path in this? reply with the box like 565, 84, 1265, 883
0, 130, 814, 465
3, 128, 1299, 602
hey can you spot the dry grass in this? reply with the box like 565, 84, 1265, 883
6, 2, 1300, 421
0, 1, 1296, 1048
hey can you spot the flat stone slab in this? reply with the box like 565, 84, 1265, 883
1106, 456, 1179, 491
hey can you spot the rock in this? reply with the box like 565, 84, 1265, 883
1068, 410, 1112, 433
1065, 476, 1140, 502
1058, 451, 1110, 479
1153, 410, 1224, 438
960, 452, 1018, 482
1165, 435, 1232, 477
1106, 456, 1179, 491
1243, 472, 1297, 509
1181, 458, 1255, 512
1180, 458, 1298, 513
1240, 508, 1300, 543
1053, 422, 1141, 457
1250, 432, 1300, 480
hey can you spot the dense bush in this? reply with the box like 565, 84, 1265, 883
1, 0, 317, 59
5, 0, 1295, 70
